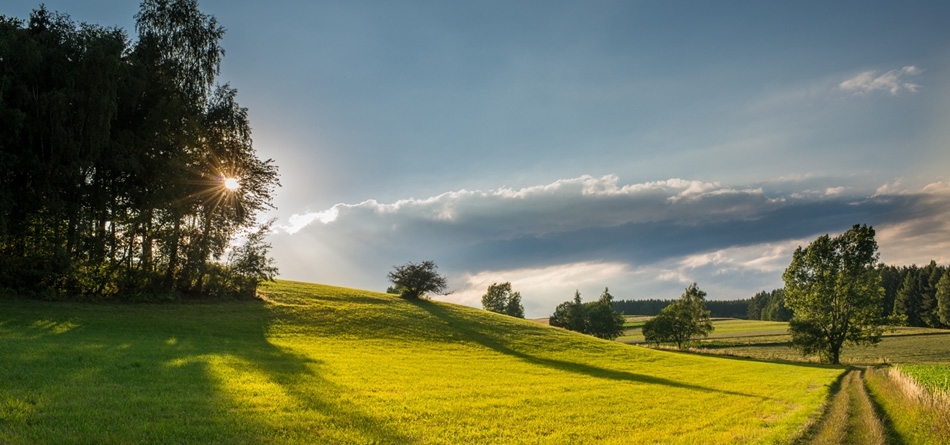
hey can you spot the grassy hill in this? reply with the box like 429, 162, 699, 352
0, 280, 843, 444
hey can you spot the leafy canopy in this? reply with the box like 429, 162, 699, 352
782, 224, 886, 364
387, 260, 448, 300
642, 283, 713, 349
481, 282, 525, 318
549, 288, 625, 340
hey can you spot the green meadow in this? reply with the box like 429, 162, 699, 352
620, 318, 950, 366
0, 280, 842, 444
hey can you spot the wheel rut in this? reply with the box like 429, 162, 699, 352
806, 369, 888, 445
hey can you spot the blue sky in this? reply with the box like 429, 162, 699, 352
6, 1, 950, 316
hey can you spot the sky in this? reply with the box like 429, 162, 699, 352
5, 1, 950, 317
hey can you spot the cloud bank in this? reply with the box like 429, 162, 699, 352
270, 175, 950, 317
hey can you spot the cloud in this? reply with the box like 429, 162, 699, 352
824, 187, 846, 196
839, 66, 922, 95
269, 175, 950, 317
449, 261, 633, 318
285, 208, 339, 234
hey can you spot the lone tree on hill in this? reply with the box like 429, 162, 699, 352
782, 224, 887, 364
642, 283, 713, 349
387, 260, 448, 300
481, 282, 525, 318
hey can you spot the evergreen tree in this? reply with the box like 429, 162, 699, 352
877, 264, 903, 317
936, 271, 950, 327
761, 289, 793, 322
894, 272, 922, 326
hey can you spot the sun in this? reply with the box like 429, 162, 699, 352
223, 177, 240, 191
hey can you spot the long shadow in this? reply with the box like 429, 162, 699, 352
0, 298, 416, 444
413, 300, 771, 401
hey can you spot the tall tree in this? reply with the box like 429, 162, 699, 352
782, 224, 886, 364
0, 3, 278, 300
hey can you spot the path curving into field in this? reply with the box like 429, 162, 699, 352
806, 369, 888, 445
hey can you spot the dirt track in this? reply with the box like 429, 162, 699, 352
806, 369, 888, 445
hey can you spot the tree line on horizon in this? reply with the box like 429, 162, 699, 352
0, 2, 279, 300
611, 261, 950, 329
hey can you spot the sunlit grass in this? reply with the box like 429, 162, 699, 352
0, 280, 844, 443
865, 367, 950, 445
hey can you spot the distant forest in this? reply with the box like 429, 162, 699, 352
614, 261, 950, 328
0, 2, 279, 300
613, 299, 748, 319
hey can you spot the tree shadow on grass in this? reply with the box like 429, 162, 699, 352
413, 300, 771, 401
0, 299, 416, 444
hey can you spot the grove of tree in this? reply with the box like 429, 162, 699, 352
0, 1, 279, 300
549, 288, 626, 340
641, 283, 713, 349
481, 282, 525, 318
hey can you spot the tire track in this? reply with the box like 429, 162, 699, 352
806, 369, 888, 445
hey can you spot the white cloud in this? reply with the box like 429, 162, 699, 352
825, 187, 845, 196
676, 240, 808, 276
839, 66, 922, 95
873, 179, 904, 197
445, 261, 633, 317
285, 207, 339, 234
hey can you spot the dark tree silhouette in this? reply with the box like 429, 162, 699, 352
0, 3, 278, 300
387, 261, 448, 300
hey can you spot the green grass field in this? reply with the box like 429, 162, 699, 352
0, 280, 843, 444
620, 318, 950, 365
899, 365, 950, 394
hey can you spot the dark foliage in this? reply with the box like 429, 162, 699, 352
481, 282, 525, 318
641, 283, 713, 349
0, 2, 279, 300
783, 224, 886, 364
387, 260, 448, 300
549, 289, 625, 340
613, 298, 749, 319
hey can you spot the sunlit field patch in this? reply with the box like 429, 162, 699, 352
0, 281, 842, 444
